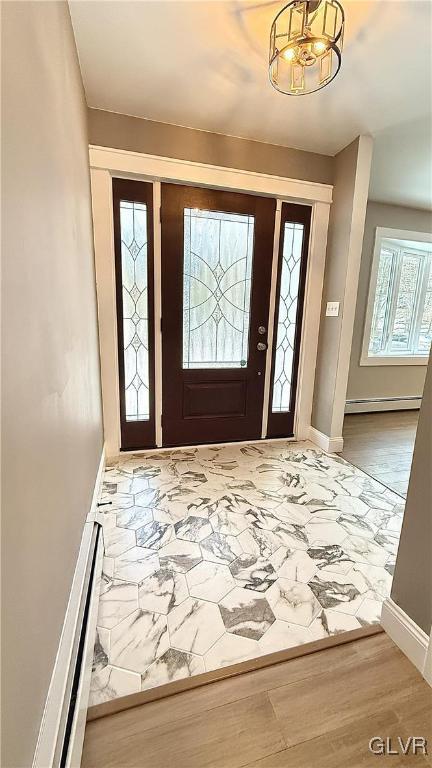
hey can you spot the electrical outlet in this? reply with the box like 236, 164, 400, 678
326, 301, 340, 317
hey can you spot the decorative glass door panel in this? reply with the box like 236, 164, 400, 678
113, 179, 155, 449
183, 209, 254, 369
272, 221, 304, 413
162, 184, 275, 447
267, 203, 311, 438
120, 200, 150, 420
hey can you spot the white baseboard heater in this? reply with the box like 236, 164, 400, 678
33, 522, 104, 768
60, 523, 103, 767
345, 395, 422, 414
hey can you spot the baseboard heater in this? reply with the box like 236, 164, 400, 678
59, 522, 103, 767
34, 521, 104, 768
345, 395, 422, 414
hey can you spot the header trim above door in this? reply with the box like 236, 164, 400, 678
89, 145, 333, 205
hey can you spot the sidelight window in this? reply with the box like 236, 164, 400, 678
119, 200, 150, 420
272, 221, 305, 412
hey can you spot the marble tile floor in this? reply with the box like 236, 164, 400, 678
90, 440, 404, 706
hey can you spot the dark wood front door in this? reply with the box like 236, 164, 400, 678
161, 184, 276, 447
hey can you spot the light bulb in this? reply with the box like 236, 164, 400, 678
283, 47, 296, 61
313, 40, 327, 54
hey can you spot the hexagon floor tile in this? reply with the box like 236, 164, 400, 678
168, 597, 225, 654
219, 587, 276, 640
90, 440, 402, 705
187, 561, 235, 602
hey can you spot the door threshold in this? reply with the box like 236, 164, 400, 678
87, 624, 383, 722
118, 434, 303, 457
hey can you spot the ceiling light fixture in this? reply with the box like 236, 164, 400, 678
269, 0, 344, 95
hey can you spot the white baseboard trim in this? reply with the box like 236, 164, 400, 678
423, 635, 432, 686
309, 426, 344, 453
33, 446, 105, 768
381, 598, 430, 681
345, 396, 422, 414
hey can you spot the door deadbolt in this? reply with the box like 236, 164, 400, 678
257, 342, 267, 351
258, 326, 266, 335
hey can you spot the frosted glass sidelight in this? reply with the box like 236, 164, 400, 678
183, 208, 255, 369
120, 200, 149, 421
272, 222, 304, 413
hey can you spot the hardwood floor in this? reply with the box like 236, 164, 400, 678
342, 411, 419, 497
82, 633, 432, 768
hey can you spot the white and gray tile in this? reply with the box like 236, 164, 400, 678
136, 520, 174, 550
219, 587, 276, 640
174, 515, 212, 543
266, 579, 322, 626
138, 568, 188, 614
97, 580, 138, 629
113, 547, 159, 584
91, 441, 403, 705
159, 539, 202, 572
116, 505, 153, 530
310, 609, 362, 638
110, 609, 169, 673
229, 554, 277, 592
141, 648, 205, 691
200, 532, 243, 564
187, 561, 235, 602
258, 619, 315, 654
204, 633, 260, 671
89, 664, 141, 706
168, 597, 225, 654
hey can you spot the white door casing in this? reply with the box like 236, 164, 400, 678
89, 147, 332, 457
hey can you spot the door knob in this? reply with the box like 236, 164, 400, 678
257, 342, 267, 351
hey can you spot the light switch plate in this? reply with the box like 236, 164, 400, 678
326, 301, 340, 317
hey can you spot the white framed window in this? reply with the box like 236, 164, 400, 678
361, 227, 432, 366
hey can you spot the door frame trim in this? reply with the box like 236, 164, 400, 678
89, 147, 331, 458
90, 145, 333, 204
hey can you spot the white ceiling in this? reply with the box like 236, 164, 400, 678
70, 0, 432, 209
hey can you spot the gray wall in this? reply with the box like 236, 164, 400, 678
347, 200, 432, 401
88, 107, 334, 185
390, 356, 432, 635
1, 3, 103, 766
312, 137, 371, 437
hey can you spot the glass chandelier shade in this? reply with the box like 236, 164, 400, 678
269, 0, 345, 95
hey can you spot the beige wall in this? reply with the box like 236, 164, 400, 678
312, 137, 372, 437
87, 108, 334, 185
1, 3, 103, 766
390, 356, 432, 635
347, 200, 432, 402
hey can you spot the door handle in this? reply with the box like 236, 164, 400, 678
257, 342, 267, 351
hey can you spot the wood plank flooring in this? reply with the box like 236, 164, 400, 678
342, 411, 419, 497
81, 633, 432, 768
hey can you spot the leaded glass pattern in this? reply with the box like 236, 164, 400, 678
120, 200, 149, 421
183, 208, 254, 369
272, 222, 304, 413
